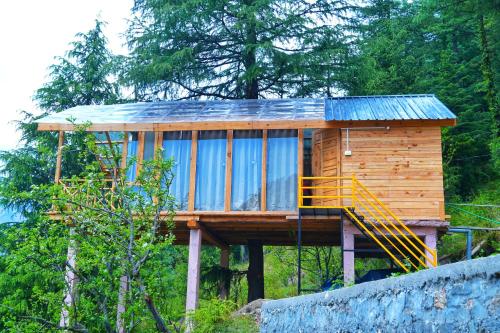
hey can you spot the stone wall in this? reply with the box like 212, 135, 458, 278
261, 255, 500, 332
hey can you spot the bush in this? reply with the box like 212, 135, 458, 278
190, 299, 258, 333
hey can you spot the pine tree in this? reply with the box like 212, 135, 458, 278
125, 0, 354, 100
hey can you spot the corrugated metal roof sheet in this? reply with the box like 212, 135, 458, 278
36, 95, 456, 126
324, 95, 456, 121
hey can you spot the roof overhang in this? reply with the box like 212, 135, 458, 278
35, 95, 457, 132
37, 118, 456, 132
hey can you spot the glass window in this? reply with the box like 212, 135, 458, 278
126, 132, 139, 181
266, 129, 298, 211
195, 131, 227, 210
231, 130, 262, 211
162, 131, 192, 211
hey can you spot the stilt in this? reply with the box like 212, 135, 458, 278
247, 239, 264, 302
297, 209, 302, 295
218, 247, 230, 299
186, 228, 202, 311
342, 223, 355, 285
425, 228, 437, 267
116, 275, 128, 333
60, 228, 78, 328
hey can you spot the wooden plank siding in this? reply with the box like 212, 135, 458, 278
312, 127, 445, 220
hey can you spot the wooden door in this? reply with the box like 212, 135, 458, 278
311, 129, 341, 207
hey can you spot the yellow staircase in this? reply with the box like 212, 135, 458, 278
298, 176, 437, 272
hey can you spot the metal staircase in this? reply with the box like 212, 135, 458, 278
298, 176, 437, 273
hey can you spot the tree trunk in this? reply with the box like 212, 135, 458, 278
247, 239, 264, 302
60, 228, 78, 328
116, 275, 128, 333
243, 0, 258, 99
218, 247, 230, 300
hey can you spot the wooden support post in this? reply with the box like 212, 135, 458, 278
187, 220, 228, 249
154, 131, 163, 158
60, 228, 78, 328
55, 130, 64, 183
121, 132, 129, 170
224, 130, 233, 212
342, 223, 355, 285
116, 275, 128, 333
425, 228, 437, 267
297, 129, 304, 180
186, 226, 202, 311
135, 132, 145, 176
261, 130, 267, 211
188, 131, 198, 212
247, 239, 264, 302
218, 247, 230, 300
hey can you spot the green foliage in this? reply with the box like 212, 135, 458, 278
125, 0, 353, 100
0, 20, 126, 332
440, 180, 500, 262
190, 299, 258, 333
35, 20, 120, 111
350, 0, 499, 199
1, 1, 499, 331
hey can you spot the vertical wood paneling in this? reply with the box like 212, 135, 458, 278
311, 129, 339, 206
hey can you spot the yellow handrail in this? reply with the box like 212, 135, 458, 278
353, 196, 425, 270
297, 175, 438, 269
353, 187, 432, 267
352, 205, 419, 271
353, 179, 437, 266
344, 209, 409, 272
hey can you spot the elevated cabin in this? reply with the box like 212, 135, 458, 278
37, 95, 456, 309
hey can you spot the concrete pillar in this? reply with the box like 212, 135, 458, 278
60, 229, 78, 328
116, 275, 128, 333
343, 225, 355, 285
219, 247, 230, 299
186, 228, 202, 312
425, 228, 438, 267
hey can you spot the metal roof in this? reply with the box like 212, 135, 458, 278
324, 95, 456, 121
36, 95, 455, 127
37, 98, 325, 125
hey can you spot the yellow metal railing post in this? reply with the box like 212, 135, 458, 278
298, 176, 302, 208
351, 174, 357, 207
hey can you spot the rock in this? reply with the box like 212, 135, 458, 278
233, 298, 269, 325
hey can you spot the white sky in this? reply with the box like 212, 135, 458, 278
0, 0, 133, 151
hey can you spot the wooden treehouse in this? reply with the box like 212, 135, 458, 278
37, 95, 456, 310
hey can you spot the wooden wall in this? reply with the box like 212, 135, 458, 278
312, 127, 445, 220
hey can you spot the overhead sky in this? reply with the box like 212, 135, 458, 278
0, 0, 133, 151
